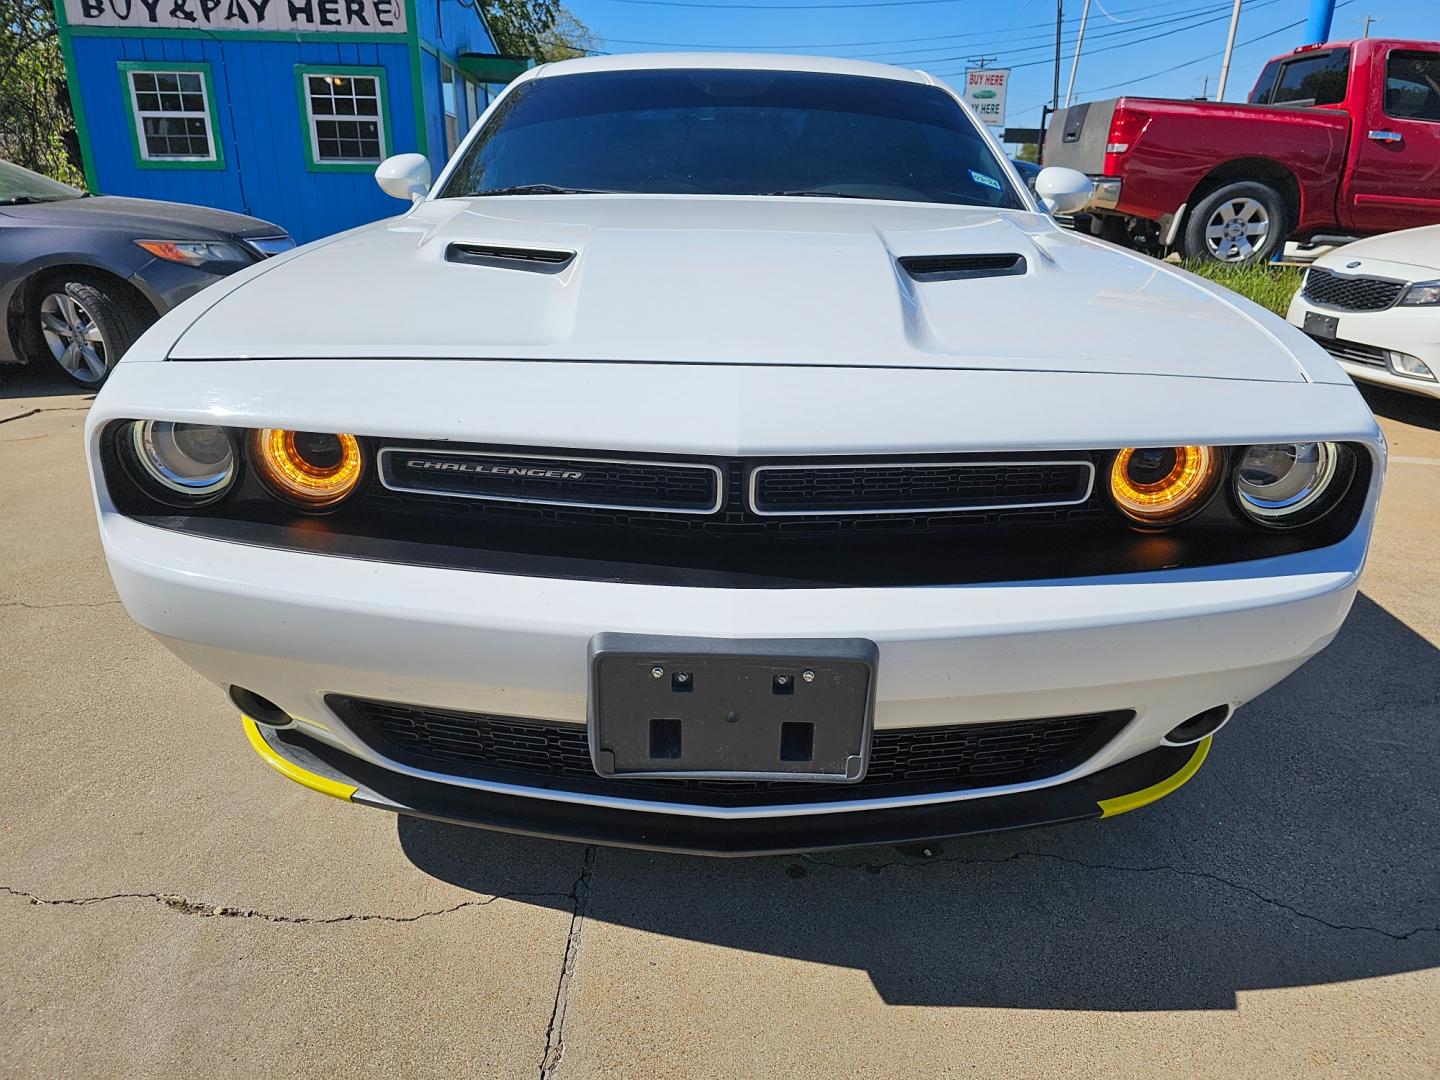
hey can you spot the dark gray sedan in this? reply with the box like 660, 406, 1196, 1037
1, 161, 292, 386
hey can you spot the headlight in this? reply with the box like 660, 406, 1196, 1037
250, 429, 363, 509
1108, 446, 1222, 526
1234, 442, 1344, 526
1399, 280, 1440, 306
125, 420, 237, 503
135, 240, 253, 267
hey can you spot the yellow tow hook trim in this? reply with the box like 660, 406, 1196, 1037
1098, 736, 1211, 818
242, 715, 357, 802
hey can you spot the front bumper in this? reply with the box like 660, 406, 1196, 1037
245, 716, 1211, 855
1287, 290, 1440, 400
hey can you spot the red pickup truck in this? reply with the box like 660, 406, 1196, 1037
1042, 38, 1440, 263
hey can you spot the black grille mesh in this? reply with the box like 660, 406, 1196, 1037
381, 451, 718, 512
332, 696, 1132, 807
1306, 333, 1389, 368
751, 461, 1090, 514
1302, 268, 1406, 312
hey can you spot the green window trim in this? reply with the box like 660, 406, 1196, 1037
294, 64, 393, 174
117, 61, 226, 171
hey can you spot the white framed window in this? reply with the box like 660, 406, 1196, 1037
441, 61, 460, 154
121, 64, 221, 166
297, 67, 389, 170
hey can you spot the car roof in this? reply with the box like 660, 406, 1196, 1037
530, 52, 934, 87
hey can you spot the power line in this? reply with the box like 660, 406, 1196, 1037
578, 0, 1227, 50
1007, 1, 1353, 117
860, 0, 1256, 63
923, 0, 1282, 76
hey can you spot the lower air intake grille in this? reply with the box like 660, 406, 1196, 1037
1306, 333, 1389, 368
331, 696, 1132, 807
1302, 268, 1406, 312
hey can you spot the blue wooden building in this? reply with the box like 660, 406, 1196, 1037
56, 0, 528, 241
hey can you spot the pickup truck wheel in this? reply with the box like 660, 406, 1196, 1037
1182, 181, 1289, 264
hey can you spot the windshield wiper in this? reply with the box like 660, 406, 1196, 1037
469, 184, 612, 196
761, 190, 885, 200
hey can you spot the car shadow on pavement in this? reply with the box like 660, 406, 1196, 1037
1361, 384, 1439, 432
397, 592, 1439, 1010
0, 365, 95, 403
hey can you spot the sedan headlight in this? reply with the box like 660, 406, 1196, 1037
135, 240, 253, 267
1108, 446, 1222, 526
1234, 442, 1347, 527
1399, 280, 1440, 306
122, 420, 238, 504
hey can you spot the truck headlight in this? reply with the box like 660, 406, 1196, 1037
1234, 442, 1347, 526
1399, 281, 1440, 306
1108, 446, 1222, 526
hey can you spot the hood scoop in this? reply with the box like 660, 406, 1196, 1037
446, 242, 575, 273
899, 253, 1026, 282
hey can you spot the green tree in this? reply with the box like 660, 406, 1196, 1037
0, 0, 84, 185
480, 0, 601, 62
1015, 143, 1040, 164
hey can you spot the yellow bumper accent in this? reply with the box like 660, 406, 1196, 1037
242, 716, 358, 801
1098, 737, 1211, 818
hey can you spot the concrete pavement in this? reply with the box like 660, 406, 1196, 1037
2, 368, 1437, 1078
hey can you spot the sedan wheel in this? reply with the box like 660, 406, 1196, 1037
39, 291, 110, 384
1203, 197, 1270, 263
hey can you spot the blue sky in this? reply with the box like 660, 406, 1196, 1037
560, 0, 1437, 140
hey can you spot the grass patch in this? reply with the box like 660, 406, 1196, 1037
1181, 259, 1303, 317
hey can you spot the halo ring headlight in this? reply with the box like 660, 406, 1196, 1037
250, 429, 363, 509
128, 420, 236, 502
1234, 442, 1342, 525
1108, 445, 1222, 526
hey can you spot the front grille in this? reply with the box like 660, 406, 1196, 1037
332, 695, 1132, 807
378, 448, 721, 513
365, 444, 1110, 543
750, 460, 1092, 515
1306, 333, 1389, 368
1303, 268, 1406, 312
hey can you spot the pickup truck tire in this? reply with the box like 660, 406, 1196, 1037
1181, 181, 1290, 265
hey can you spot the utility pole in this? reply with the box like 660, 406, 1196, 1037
1064, 0, 1092, 107
1215, 0, 1243, 103
969, 54, 997, 70
1356, 14, 1379, 37
1051, 0, 1064, 114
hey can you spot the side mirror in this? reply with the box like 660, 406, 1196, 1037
375, 153, 432, 202
1034, 167, 1094, 215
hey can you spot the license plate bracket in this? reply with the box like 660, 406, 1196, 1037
588, 634, 878, 783
1304, 310, 1339, 340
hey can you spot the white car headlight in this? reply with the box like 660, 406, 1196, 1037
1234, 442, 1344, 526
126, 420, 237, 502
1399, 280, 1440, 306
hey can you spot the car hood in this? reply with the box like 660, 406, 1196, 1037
168, 195, 1314, 382
1314, 224, 1440, 276
1, 194, 284, 238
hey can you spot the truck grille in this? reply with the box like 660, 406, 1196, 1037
1302, 268, 1406, 312
331, 695, 1132, 807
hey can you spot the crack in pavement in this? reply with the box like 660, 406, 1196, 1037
799, 850, 1440, 942
0, 599, 122, 611
0, 884, 575, 925
539, 846, 596, 1080
0, 403, 94, 426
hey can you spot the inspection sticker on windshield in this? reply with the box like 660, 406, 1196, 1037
969, 170, 1002, 191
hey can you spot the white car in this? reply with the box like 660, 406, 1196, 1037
1288, 224, 1440, 400
87, 54, 1384, 855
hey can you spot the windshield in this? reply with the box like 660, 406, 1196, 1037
0, 160, 83, 205
439, 69, 1025, 210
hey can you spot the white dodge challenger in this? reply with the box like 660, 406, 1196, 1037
87, 54, 1385, 855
